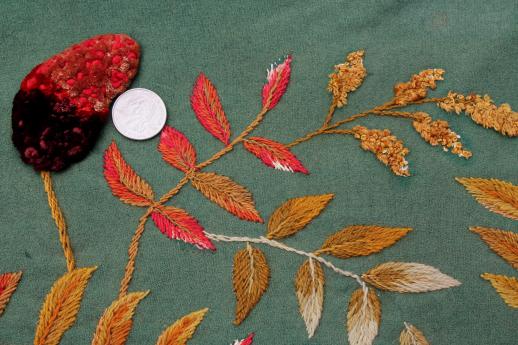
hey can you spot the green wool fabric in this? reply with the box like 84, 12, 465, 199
0, 0, 517, 344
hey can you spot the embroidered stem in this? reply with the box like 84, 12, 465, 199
40, 171, 75, 272
205, 232, 366, 288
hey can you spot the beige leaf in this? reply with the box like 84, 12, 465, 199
266, 194, 334, 239
155, 308, 208, 345
190, 172, 262, 222
316, 225, 411, 258
294, 258, 325, 338
347, 287, 381, 345
34, 267, 96, 345
471, 227, 518, 269
400, 323, 430, 345
456, 177, 518, 220
91, 291, 149, 345
362, 262, 460, 293
232, 243, 270, 325
482, 273, 518, 308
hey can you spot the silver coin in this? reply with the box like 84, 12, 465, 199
112, 88, 167, 140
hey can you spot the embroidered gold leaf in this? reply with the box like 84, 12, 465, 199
294, 258, 325, 338
392, 69, 444, 105
471, 227, 518, 269
155, 308, 208, 345
347, 288, 381, 345
266, 194, 334, 239
91, 291, 149, 345
190, 171, 263, 223
327, 50, 366, 108
352, 126, 410, 176
482, 273, 518, 308
362, 262, 460, 293
232, 243, 270, 325
0, 271, 22, 317
400, 323, 430, 345
34, 267, 96, 345
456, 177, 518, 220
316, 225, 412, 258
438, 92, 518, 137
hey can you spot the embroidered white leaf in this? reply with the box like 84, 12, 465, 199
347, 287, 381, 345
294, 258, 325, 338
232, 243, 270, 325
400, 323, 430, 345
362, 262, 460, 293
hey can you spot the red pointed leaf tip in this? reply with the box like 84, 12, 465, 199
241, 333, 255, 345
158, 125, 197, 172
190, 73, 231, 145
12, 33, 140, 171
243, 137, 308, 174
261, 55, 292, 110
151, 206, 216, 251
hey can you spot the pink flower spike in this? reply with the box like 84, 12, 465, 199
261, 55, 292, 110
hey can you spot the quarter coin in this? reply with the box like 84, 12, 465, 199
112, 88, 167, 140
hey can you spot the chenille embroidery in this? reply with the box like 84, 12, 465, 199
457, 177, 518, 309
9, 37, 517, 343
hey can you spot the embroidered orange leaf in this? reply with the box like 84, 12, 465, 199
262, 55, 292, 110
158, 126, 197, 172
155, 308, 208, 345
191, 73, 231, 145
0, 271, 22, 317
266, 194, 333, 239
190, 171, 262, 223
243, 137, 308, 174
34, 267, 96, 345
104, 141, 155, 207
482, 273, 518, 308
294, 258, 325, 338
456, 177, 518, 220
347, 287, 381, 345
233, 243, 270, 325
316, 225, 412, 258
151, 205, 215, 251
400, 323, 430, 345
471, 227, 518, 269
91, 291, 149, 345
362, 262, 460, 293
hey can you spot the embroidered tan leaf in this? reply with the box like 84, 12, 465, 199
190, 172, 263, 223
266, 194, 334, 239
347, 287, 381, 345
155, 308, 208, 345
362, 262, 460, 293
327, 50, 366, 108
0, 271, 22, 316
104, 141, 155, 207
482, 273, 518, 308
294, 258, 325, 338
400, 323, 429, 345
232, 243, 270, 325
471, 227, 518, 269
316, 225, 412, 258
91, 291, 149, 345
456, 177, 518, 220
34, 267, 97, 345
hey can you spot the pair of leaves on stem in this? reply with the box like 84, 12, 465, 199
458, 177, 518, 308
231, 194, 459, 340
31, 266, 211, 344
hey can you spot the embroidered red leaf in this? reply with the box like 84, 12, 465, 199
103, 141, 155, 207
262, 55, 292, 110
151, 205, 215, 251
158, 126, 197, 172
0, 271, 22, 317
243, 137, 308, 174
190, 73, 231, 144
